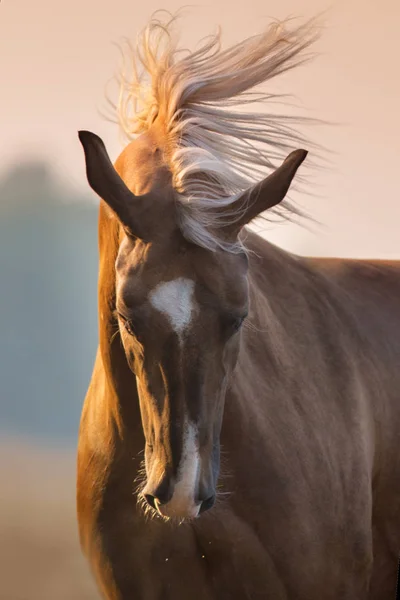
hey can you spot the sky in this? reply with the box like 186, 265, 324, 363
1, 0, 399, 257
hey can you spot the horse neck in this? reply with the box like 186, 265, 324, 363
239, 230, 351, 381
244, 229, 302, 316
239, 230, 314, 371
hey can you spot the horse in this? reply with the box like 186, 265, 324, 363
76, 13, 400, 599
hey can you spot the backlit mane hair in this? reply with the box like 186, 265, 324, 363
109, 11, 322, 252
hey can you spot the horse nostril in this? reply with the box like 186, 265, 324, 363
144, 477, 172, 511
199, 495, 216, 514
144, 492, 170, 510
144, 494, 157, 510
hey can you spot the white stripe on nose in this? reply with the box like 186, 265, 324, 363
158, 420, 201, 519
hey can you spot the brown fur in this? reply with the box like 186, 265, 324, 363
77, 129, 400, 599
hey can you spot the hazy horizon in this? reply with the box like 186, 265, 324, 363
1, 0, 399, 258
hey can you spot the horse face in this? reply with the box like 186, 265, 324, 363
79, 128, 304, 521
115, 235, 249, 520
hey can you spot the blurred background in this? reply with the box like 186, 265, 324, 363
0, 0, 399, 598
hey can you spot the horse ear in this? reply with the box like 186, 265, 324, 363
223, 149, 308, 238
78, 130, 147, 239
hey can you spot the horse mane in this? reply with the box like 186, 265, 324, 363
107, 11, 322, 251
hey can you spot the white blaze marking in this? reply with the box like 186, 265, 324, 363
174, 421, 200, 502
159, 421, 201, 519
149, 278, 195, 335
149, 278, 200, 518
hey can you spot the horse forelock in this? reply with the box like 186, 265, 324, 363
106, 10, 323, 253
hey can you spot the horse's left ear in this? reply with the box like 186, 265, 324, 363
223, 149, 307, 238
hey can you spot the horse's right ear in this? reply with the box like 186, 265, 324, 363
78, 130, 147, 239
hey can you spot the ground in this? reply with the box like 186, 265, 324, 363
0, 437, 99, 600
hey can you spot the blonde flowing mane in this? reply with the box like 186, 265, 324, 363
108, 11, 322, 251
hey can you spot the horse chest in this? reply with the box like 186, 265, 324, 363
102, 513, 289, 600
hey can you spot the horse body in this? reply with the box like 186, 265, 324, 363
78, 225, 400, 599
77, 14, 400, 599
